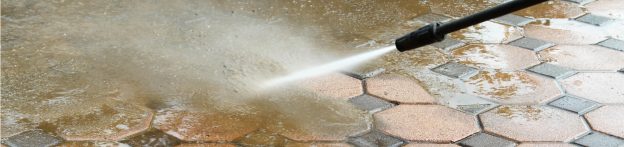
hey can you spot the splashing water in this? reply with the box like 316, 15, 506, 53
263, 46, 396, 87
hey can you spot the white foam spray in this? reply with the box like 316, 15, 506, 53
263, 46, 396, 87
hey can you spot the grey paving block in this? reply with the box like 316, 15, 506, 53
493, 14, 533, 26
509, 37, 555, 52
343, 66, 385, 80
564, 0, 594, 5
457, 104, 494, 115
445, 94, 499, 115
528, 63, 577, 79
432, 62, 478, 79
459, 133, 516, 147
432, 38, 466, 51
413, 13, 452, 24
119, 129, 181, 146
347, 131, 405, 147
348, 94, 394, 113
548, 96, 601, 114
5, 130, 62, 147
597, 38, 624, 52
574, 132, 624, 147
575, 13, 613, 26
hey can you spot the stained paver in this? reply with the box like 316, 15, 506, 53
403, 143, 459, 147
176, 143, 237, 147
597, 38, 624, 51
450, 21, 523, 44
431, 38, 466, 52
573, 132, 624, 147
431, 62, 478, 79
410, 13, 452, 24
119, 128, 181, 147
343, 63, 385, 79
443, 94, 498, 115
300, 73, 363, 100
286, 142, 353, 147
561, 73, 624, 103
575, 13, 613, 26
458, 133, 516, 147
564, 0, 594, 5
348, 94, 395, 113
516, 143, 577, 147
365, 74, 436, 104
585, 105, 624, 138
237, 130, 290, 146
480, 106, 589, 142
524, 21, 606, 45
493, 14, 533, 26
4, 130, 62, 147
452, 44, 540, 71
465, 70, 563, 104
375, 105, 479, 142
538, 45, 624, 71
527, 63, 577, 79
548, 95, 601, 115
508, 37, 555, 52
514, 0, 585, 18
347, 131, 405, 147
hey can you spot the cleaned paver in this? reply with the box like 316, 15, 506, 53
431, 62, 478, 79
493, 14, 533, 26
348, 94, 395, 113
597, 38, 624, 51
575, 13, 613, 26
538, 45, 624, 71
573, 132, 624, 147
458, 133, 516, 147
524, 20, 607, 45
300, 73, 363, 100
516, 143, 577, 147
450, 21, 523, 44
508, 37, 555, 52
465, 71, 563, 104
119, 129, 181, 147
585, 0, 624, 19
452, 44, 540, 71
375, 105, 479, 142
365, 74, 436, 104
561, 73, 624, 103
347, 131, 405, 147
527, 63, 577, 79
585, 105, 624, 138
548, 95, 601, 114
431, 38, 466, 52
404, 143, 459, 147
480, 106, 589, 142
4, 130, 62, 147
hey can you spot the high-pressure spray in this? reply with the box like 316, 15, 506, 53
395, 0, 548, 52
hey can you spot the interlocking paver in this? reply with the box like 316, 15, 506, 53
527, 63, 577, 79
585, 105, 624, 138
404, 143, 459, 147
365, 74, 436, 104
517, 143, 577, 147
548, 96, 601, 115
452, 44, 540, 71
508, 37, 555, 52
515, 0, 585, 18
573, 132, 624, 147
450, 21, 523, 44
458, 133, 516, 147
431, 38, 466, 51
119, 128, 181, 147
443, 94, 498, 115
564, 0, 594, 5
480, 106, 589, 142
597, 38, 624, 51
4, 130, 62, 147
561, 73, 624, 103
524, 22, 606, 45
375, 105, 479, 142
538, 45, 624, 71
347, 131, 405, 147
431, 62, 478, 79
343, 63, 385, 79
348, 94, 395, 113
575, 13, 613, 26
493, 14, 533, 26
585, 0, 624, 19
300, 73, 363, 100
465, 71, 563, 104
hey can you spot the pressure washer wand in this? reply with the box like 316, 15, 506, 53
395, 0, 548, 52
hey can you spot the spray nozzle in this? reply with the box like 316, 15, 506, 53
394, 22, 445, 52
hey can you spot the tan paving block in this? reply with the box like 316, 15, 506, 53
286, 142, 353, 147
404, 143, 460, 147
450, 21, 523, 44
365, 74, 436, 104
300, 73, 363, 100
465, 71, 562, 104
561, 73, 624, 103
480, 106, 589, 142
451, 44, 540, 71
375, 105, 479, 142
514, 0, 584, 18
585, 105, 624, 138
586, 0, 624, 19
517, 143, 577, 147
176, 143, 236, 147
525, 21, 606, 45
538, 45, 624, 71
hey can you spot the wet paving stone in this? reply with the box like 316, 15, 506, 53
573, 132, 624, 147
176, 143, 237, 147
597, 38, 624, 51
585, 0, 624, 19
480, 106, 589, 142
431, 38, 466, 52
585, 105, 624, 138
527, 63, 577, 79
4, 130, 62, 147
514, 0, 585, 18
452, 44, 540, 71
493, 14, 533, 26
564, 0, 594, 5
56, 141, 128, 147
516, 143, 577, 147
548, 96, 601, 115
450, 21, 523, 44
286, 142, 353, 147
442, 94, 498, 115
561, 73, 624, 103
458, 133, 516, 147
524, 19, 607, 45
575, 13, 614, 26
365, 74, 436, 104
348, 94, 395, 113
404, 143, 459, 147
431, 62, 478, 79
300, 73, 364, 100
405, 13, 452, 27
119, 128, 181, 147
508, 37, 555, 52
237, 129, 291, 147
538, 45, 624, 71
375, 105, 479, 142
343, 63, 385, 80
347, 131, 405, 147
465, 70, 563, 104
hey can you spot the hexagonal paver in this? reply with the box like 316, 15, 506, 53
404, 143, 459, 147
524, 19, 607, 45
548, 96, 601, 115
431, 62, 478, 79
458, 133, 516, 147
451, 44, 540, 71
431, 38, 466, 51
4, 130, 62, 147
374, 105, 479, 142
573, 132, 624, 147
119, 128, 181, 146
348, 94, 395, 113
493, 14, 533, 26
514, 0, 584, 18
480, 106, 589, 142
176, 143, 237, 147
508, 37, 555, 52
465, 70, 563, 104
443, 94, 498, 115
517, 143, 577, 147
585, 0, 624, 19
527, 63, 577, 79
299, 73, 363, 100
597, 38, 624, 51
561, 73, 624, 103
575, 13, 613, 26
450, 21, 523, 44
365, 74, 436, 104
347, 131, 405, 147
538, 45, 624, 71
343, 62, 385, 80
585, 105, 624, 138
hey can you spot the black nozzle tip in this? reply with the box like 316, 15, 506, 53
395, 22, 446, 52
